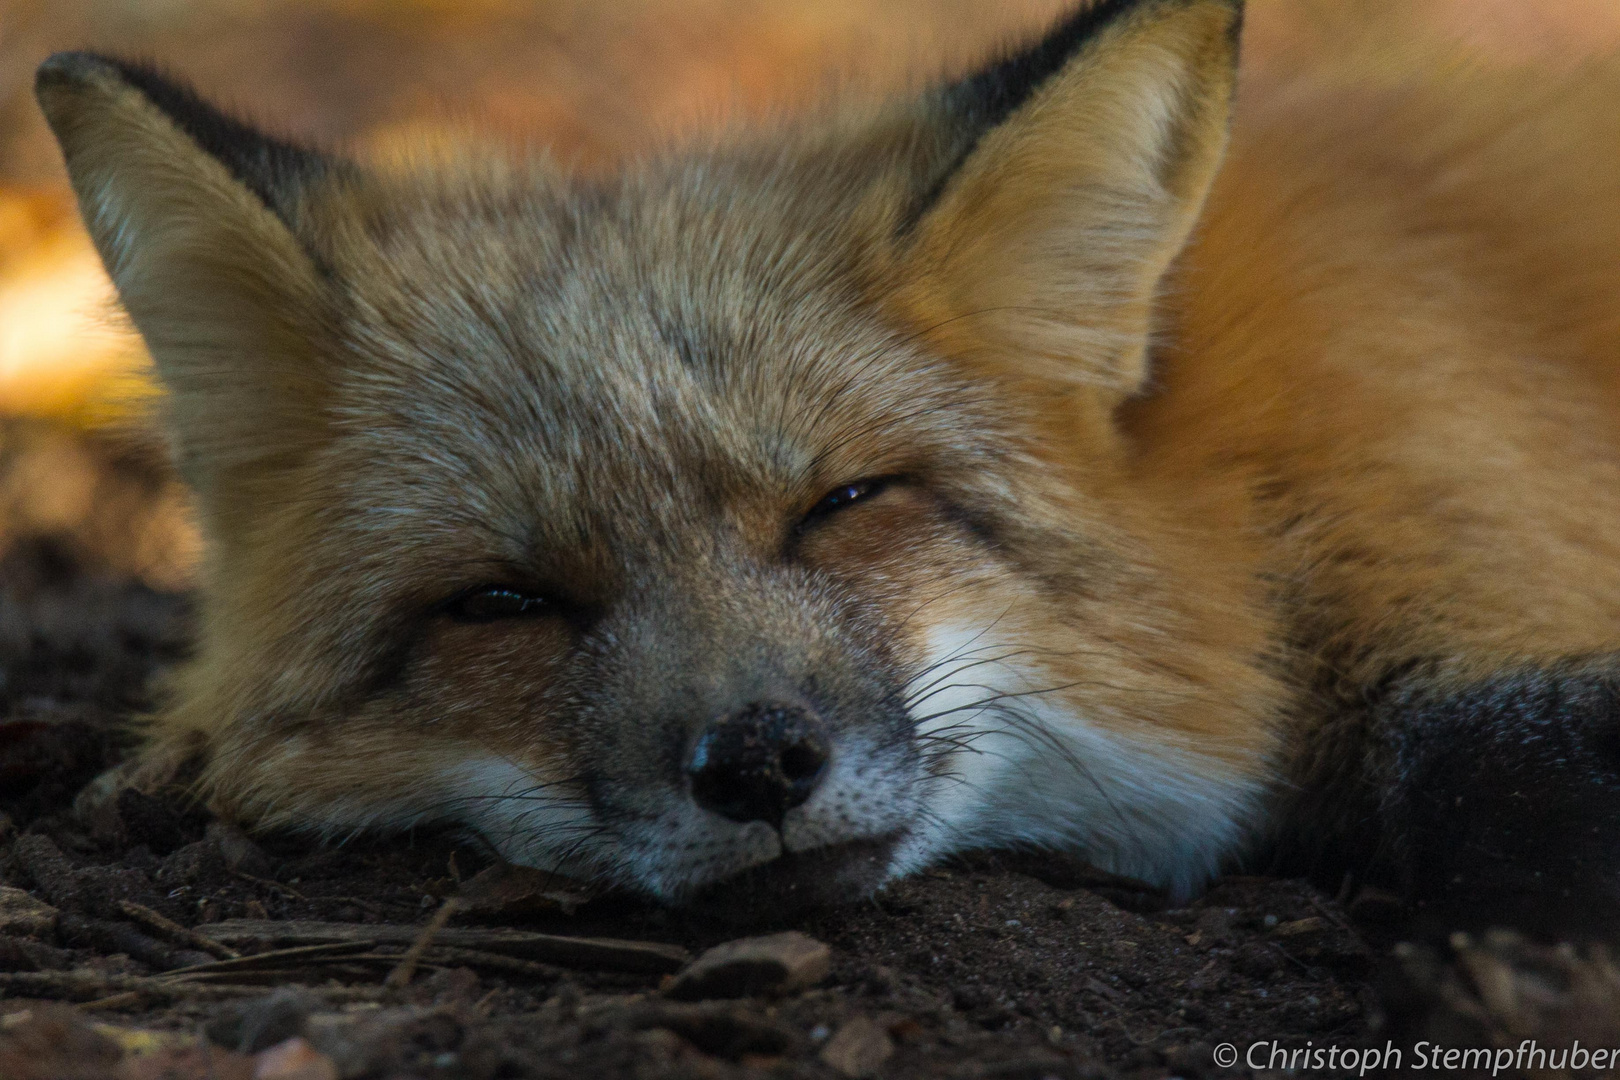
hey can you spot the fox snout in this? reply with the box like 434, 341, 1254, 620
567, 569, 928, 909
686, 703, 832, 829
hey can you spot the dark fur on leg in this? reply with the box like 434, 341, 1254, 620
1281, 660, 1620, 940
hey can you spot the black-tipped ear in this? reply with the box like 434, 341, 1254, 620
37, 52, 338, 235
893, 0, 1243, 400
36, 51, 340, 516
912, 0, 1219, 229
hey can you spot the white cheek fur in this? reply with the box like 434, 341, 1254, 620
890, 622, 1264, 900
435, 756, 608, 875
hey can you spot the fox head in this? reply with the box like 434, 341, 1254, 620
38, 0, 1281, 914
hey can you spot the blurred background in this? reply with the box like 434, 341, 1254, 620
1, 0, 1619, 590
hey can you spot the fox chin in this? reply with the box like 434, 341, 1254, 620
37, 0, 1620, 933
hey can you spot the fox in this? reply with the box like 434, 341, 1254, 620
31, 0, 1620, 931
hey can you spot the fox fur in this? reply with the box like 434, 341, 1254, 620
34, 0, 1620, 928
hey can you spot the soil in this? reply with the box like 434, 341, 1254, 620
2, 419, 1619, 1080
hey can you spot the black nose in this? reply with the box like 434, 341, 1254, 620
686, 703, 831, 828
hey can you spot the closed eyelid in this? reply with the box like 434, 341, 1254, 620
795, 478, 889, 532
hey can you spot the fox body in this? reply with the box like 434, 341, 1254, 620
35, 0, 1620, 926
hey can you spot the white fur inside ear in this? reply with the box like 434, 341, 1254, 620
38, 65, 328, 502
891, 623, 1261, 899
896, 0, 1240, 399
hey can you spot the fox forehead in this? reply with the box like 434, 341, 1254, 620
305, 156, 1004, 562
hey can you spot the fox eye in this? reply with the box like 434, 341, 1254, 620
446, 587, 550, 623
798, 479, 888, 531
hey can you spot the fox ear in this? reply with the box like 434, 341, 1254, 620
893, 0, 1242, 402
35, 52, 342, 513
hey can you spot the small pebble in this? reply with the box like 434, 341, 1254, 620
666, 931, 831, 1000
0, 886, 59, 938
819, 1015, 893, 1078
254, 1036, 338, 1080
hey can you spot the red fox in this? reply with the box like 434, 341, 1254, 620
33, 0, 1620, 929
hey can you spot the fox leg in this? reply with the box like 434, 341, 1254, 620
1284, 660, 1620, 937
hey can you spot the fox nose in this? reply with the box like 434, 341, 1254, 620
686, 703, 831, 828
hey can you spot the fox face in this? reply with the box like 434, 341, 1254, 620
38, 0, 1287, 912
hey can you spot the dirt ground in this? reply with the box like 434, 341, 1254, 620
3, 422, 1620, 1080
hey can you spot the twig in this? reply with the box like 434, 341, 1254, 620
75, 991, 146, 1011
57, 913, 198, 972
0, 971, 265, 1003
385, 898, 460, 989
163, 941, 376, 978
1308, 892, 1359, 937
232, 869, 307, 900
191, 946, 566, 983
312, 895, 387, 917
1271, 942, 1313, 972
117, 900, 240, 960
414, 945, 563, 981
195, 918, 691, 974
167, 967, 381, 986
1108, 1016, 1146, 1047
